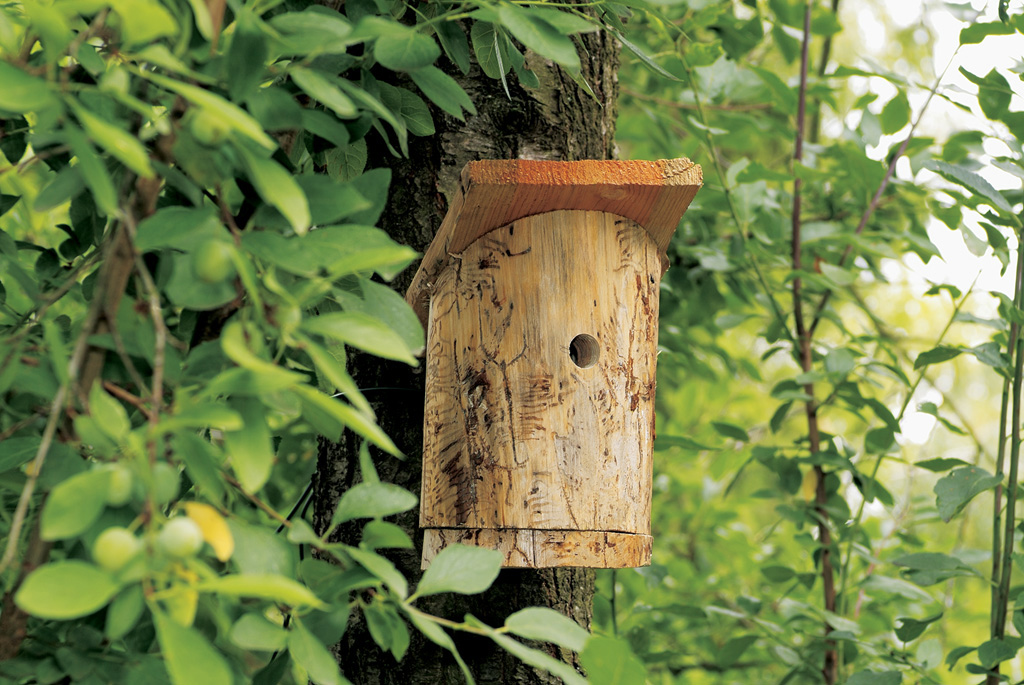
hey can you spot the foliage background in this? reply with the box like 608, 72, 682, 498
4, 0, 1024, 683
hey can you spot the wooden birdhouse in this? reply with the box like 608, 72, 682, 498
405, 159, 703, 569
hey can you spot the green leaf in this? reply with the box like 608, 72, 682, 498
331, 482, 417, 528
70, 102, 153, 178
291, 68, 358, 119
0, 194, 19, 218
242, 225, 416, 280
135, 207, 222, 252
377, 83, 434, 137
289, 620, 350, 685
496, 5, 580, 70
145, 72, 275, 150
297, 174, 372, 225
41, 469, 111, 541
231, 613, 288, 652
270, 8, 354, 55
482, 622, 587, 685
403, 65, 475, 120
435, 21, 471, 73
226, 11, 269, 102
197, 574, 324, 608
65, 127, 117, 216
335, 278, 425, 356
361, 520, 413, 550
960, 21, 1015, 44
470, 22, 511, 80
711, 421, 749, 442
15, 561, 118, 619
914, 457, 971, 472
235, 145, 310, 234
892, 552, 979, 585
405, 611, 474, 683
303, 311, 417, 365
346, 547, 408, 598
824, 348, 855, 375
934, 466, 1001, 522
0, 62, 58, 113
154, 609, 233, 685
923, 159, 1012, 213
895, 612, 942, 642
89, 381, 130, 441
374, 28, 440, 71
0, 437, 44, 472
579, 635, 645, 685
505, 608, 590, 653
913, 345, 962, 369
879, 90, 910, 134
223, 399, 275, 493
978, 637, 1024, 669
292, 385, 399, 455
718, 635, 758, 669
414, 545, 502, 598
106, 585, 145, 640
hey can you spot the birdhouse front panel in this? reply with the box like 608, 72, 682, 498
406, 159, 703, 569
420, 210, 661, 554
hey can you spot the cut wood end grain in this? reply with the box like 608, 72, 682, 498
421, 528, 652, 569
405, 158, 703, 329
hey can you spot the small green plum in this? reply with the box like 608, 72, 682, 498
105, 465, 134, 507
152, 462, 181, 506
157, 517, 204, 559
191, 240, 236, 284
93, 527, 142, 572
189, 110, 230, 147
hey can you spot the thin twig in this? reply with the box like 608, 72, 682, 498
990, 208, 1024, 685
790, 4, 836, 683
807, 50, 960, 339
0, 289, 104, 574
224, 474, 292, 527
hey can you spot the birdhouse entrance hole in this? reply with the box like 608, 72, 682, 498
405, 159, 703, 569
569, 334, 600, 368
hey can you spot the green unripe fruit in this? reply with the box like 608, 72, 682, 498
152, 462, 181, 506
191, 240, 236, 284
106, 465, 134, 507
93, 527, 142, 572
157, 517, 204, 559
189, 110, 230, 147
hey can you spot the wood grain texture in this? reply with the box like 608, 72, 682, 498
419, 209, 661, 568
422, 529, 652, 568
406, 158, 702, 325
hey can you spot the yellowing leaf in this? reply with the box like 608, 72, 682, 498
800, 468, 816, 502
183, 502, 234, 561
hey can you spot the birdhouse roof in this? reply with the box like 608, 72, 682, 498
405, 158, 703, 324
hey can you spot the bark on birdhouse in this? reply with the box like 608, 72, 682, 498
405, 159, 703, 569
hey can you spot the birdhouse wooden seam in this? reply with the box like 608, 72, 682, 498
406, 159, 703, 569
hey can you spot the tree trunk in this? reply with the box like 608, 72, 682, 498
313, 27, 620, 684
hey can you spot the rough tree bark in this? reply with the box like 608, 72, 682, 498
311, 25, 621, 685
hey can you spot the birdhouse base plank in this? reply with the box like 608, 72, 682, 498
421, 528, 652, 569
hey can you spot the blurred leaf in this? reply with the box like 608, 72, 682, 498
331, 482, 417, 527
236, 145, 310, 234
41, 469, 110, 541
504, 607, 590, 653
374, 28, 440, 71
934, 466, 1001, 522
154, 609, 233, 685
580, 635, 646, 685
15, 561, 118, 619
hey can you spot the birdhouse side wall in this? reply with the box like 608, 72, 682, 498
419, 210, 661, 543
